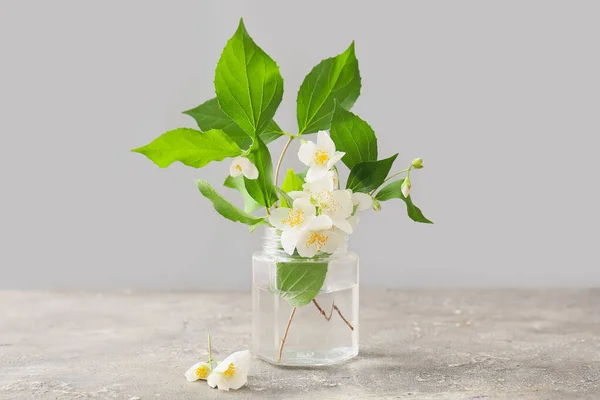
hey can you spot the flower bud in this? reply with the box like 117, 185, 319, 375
411, 158, 424, 169
401, 179, 411, 198
372, 198, 381, 211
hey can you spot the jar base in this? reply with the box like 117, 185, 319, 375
256, 347, 359, 366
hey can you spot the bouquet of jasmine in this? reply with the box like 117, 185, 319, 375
133, 19, 431, 296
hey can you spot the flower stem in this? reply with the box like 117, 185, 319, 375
312, 299, 354, 330
277, 307, 297, 362
312, 299, 334, 320
207, 333, 213, 366
274, 136, 294, 188
369, 167, 411, 195
333, 304, 354, 331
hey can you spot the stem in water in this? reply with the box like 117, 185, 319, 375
277, 307, 297, 362
312, 299, 354, 330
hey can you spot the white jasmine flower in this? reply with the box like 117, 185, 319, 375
278, 215, 334, 257
297, 226, 344, 258
269, 198, 317, 255
293, 175, 354, 234
298, 131, 345, 182
184, 361, 212, 382
207, 350, 251, 391
269, 197, 316, 231
229, 156, 259, 180
352, 192, 373, 211
315, 189, 354, 234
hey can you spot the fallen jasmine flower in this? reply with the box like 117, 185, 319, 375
207, 350, 251, 391
185, 361, 212, 382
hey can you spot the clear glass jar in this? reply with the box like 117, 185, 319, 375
252, 228, 359, 366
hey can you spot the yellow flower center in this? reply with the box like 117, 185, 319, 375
223, 362, 236, 378
314, 150, 330, 165
235, 164, 243, 172
306, 232, 329, 250
282, 209, 305, 228
195, 365, 208, 379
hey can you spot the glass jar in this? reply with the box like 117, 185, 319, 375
252, 228, 359, 366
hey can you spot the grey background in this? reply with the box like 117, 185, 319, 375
1, 1, 599, 290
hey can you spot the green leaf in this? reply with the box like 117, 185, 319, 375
196, 180, 266, 226
296, 42, 361, 134
259, 120, 285, 145
244, 137, 278, 207
281, 168, 305, 193
249, 219, 270, 233
214, 19, 284, 137
375, 179, 433, 224
346, 154, 398, 193
183, 98, 284, 148
279, 169, 305, 207
223, 175, 262, 213
330, 103, 377, 169
296, 169, 308, 181
275, 187, 294, 209
131, 128, 242, 168
276, 261, 328, 307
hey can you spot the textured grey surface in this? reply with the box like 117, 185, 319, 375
1, 290, 599, 399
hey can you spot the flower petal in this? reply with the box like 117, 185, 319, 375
327, 151, 345, 169
331, 190, 354, 218
292, 197, 316, 216
228, 371, 248, 390
185, 361, 211, 381
288, 191, 309, 201
242, 159, 259, 180
207, 372, 220, 388
281, 230, 299, 255
228, 350, 250, 390
304, 172, 335, 192
307, 215, 333, 231
317, 131, 336, 154
321, 230, 344, 254
305, 165, 329, 183
402, 183, 411, 198
229, 157, 244, 177
332, 216, 353, 234
209, 350, 250, 391
207, 372, 230, 391
296, 230, 319, 258
269, 207, 291, 231
298, 141, 317, 166
352, 192, 373, 211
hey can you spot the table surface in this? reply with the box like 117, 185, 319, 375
1, 290, 599, 400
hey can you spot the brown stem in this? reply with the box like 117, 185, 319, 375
334, 304, 354, 331
312, 299, 334, 320
312, 299, 354, 331
274, 136, 294, 188
277, 307, 297, 362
